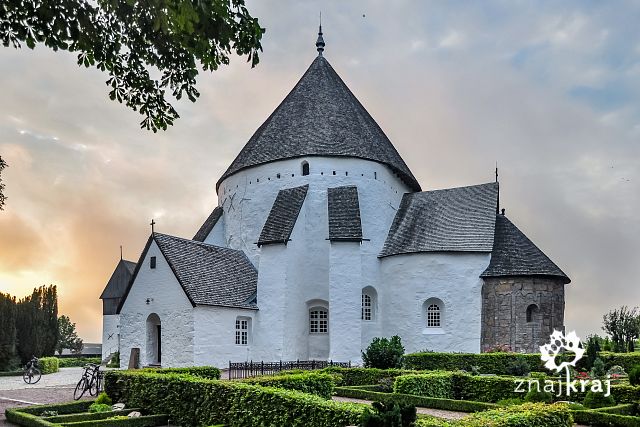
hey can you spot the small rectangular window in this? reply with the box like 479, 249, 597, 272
235, 319, 248, 345
309, 309, 328, 334
150, 256, 156, 269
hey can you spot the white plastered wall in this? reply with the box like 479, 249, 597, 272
119, 240, 195, 368
101, 314, 120, 360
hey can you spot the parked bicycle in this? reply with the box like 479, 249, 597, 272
73, 363, 103, 400
22, 356, 41, 385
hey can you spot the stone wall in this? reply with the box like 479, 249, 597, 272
481, 277, 565, 353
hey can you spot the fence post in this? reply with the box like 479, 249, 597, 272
261, 361, 264, 375
280, 360, 282, 372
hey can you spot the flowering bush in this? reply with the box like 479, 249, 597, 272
485, 344, 511, 353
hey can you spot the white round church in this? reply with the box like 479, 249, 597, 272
100, 31, 570, 368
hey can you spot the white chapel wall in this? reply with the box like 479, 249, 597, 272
119, 240, 195, 368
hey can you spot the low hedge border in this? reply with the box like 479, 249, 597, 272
403, 351, 640, 375
5, 401, 169, 427
142, 366, 221, 379
57, 358, 102, 368
416, 403, 573, 427
104, 370, 364, 426
323, 367, 420, 386
594, 403, 638, 415
44, 409, 142, 423
571, 409, 640, 427
241, 371, 335, 399
58, 414, 169, 427
334, 386, 498, 413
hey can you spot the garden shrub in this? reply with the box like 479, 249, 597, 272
629, 365, 640, 386
360, 401, 416, 427
497, 398, 524, 406
241, 371, 335, 399
524, 388, 553, 403
323, 367, 419, 386
38, 357, 59, 374
105, 370, 363, 427
393, 372, 457, 399
377, 377, 395, 393
363, 336, 405, 369
506, 358, 530, 377
607, 365, 627, 377
583, 390, 616, 409
415, 403, 573, 427
88, 403, 113, 413
95, 392, 113, 406
590, 357, 606, 379
571, 409, 640, 427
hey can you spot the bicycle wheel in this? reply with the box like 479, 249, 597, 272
89, 375, 99, 396
74, 377, 87, 400
30, 368, 41, 384
22, 369, 32, 384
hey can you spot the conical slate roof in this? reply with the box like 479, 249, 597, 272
217, 55, 420, 191
481, 215, 570, 283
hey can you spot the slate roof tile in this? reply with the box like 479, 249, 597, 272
258, 185, 309, 246
481, 215, 570, 283
217, 56, 420, 192
328, 186, 363, 241
380, 183, 499, 257
154, 233, 258, 309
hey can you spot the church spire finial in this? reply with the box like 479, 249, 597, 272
316, 12, 325, 56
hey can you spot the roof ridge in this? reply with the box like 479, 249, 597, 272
417, 182, 498, 195
153, 232, 244, 255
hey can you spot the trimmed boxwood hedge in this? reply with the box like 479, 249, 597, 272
322, 367, 420, 386
39, 357, 60, 375
104, 370, 364, 427
416, 403, 573, 427
56, 358, 102, 368
57, 414, 169, 426
334, 386, 498, 413
571, 410, 640, 427
394, 372, 457, 399
241, 371, 335, 399
403, 351, 640, 375
5, 401, 93, 427
44, 409, 142, 423
142, 365, 221, 379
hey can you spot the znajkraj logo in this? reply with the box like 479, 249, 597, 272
515, 330, 611, 398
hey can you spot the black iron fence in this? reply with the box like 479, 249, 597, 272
228, 360, 351, 379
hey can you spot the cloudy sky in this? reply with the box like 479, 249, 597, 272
1, 1, 639, 342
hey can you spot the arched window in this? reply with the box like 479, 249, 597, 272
302, 161, 310, 176
309, 307, 328, 334
361, 287, 378, 321
362, 294, 372, 321
424, 298, 444, 328
526, 304, 539, 323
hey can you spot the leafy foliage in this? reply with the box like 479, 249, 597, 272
88, 402, 112, 413
584, 335, 601, 370
38, 357, 59, 374
0, 0, 264, 131
242, 372, 336, 399
143, 365, 220, 379
57, 357, 101, 368
323, 367, 419, 387
360, 401, 417, 427
0, 292, 18, 370
105, 370, 363, 427
590, 357, 606, 379
583, 390, 616, 409
603, 306, 640, 352
0, 156, 6, 210
524, 388, 553, 404
56, 315, 83, 355
95, 391, 113, 406
506, 358, 531, 377
363, 336, 405, 369
629, 365, 640, 386
15, 285, 58, 363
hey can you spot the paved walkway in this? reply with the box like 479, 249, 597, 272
0, 368, 86, 426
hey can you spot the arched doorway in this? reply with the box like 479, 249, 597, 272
146, 313, 161, 366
